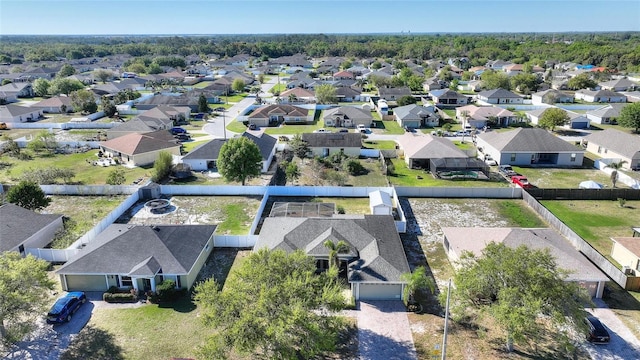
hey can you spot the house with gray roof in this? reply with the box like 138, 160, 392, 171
181, 132, 276, 173
526, 108, 590, 129
429, 89, 470, 108
301, 132, 362, 158
476, 128, 584, 166
583, 128, 640, 170
394, 104, 439, 129
323, 106, 372, 128
531, 89, 573, 105
30, 96, 74, 113
0, 104, 43, 123
56, 224, 216, 292
0, 203, 63, 254
477, 88, 523, 105
254, 215, 410, 300
378, 86, 411, 102
441, 227, 609, 298
0, 82, 33, 99
574, 89, 626, 103
599, 78, 639, 92
396, 132, 469, 169
585, 103, 628, 125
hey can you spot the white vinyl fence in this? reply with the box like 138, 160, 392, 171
214, 235, 259, 248
595, 159, 640, 189
25, 248, 80, 262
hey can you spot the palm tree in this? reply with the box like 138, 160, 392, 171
324, 239, 349, 271
605, 160, 628, 188
400, 266, 435, 311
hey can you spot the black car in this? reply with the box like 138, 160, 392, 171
47, 292, 86, 324
249, 123, 257, 130
586, 316, 610, 344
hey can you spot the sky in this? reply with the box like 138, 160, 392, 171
0, 0, 639, 35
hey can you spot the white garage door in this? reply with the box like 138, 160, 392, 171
581, 281, 598, 298
65, 275, 108, 292
359, 283, 403, 300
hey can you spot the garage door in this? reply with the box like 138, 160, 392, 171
64, 275, 108, 292
359, 283, 403, 300
572, 121, 589, 129
580, 281, 598, 298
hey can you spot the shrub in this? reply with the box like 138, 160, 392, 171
344, 159, 367, 176
155, 279, 177, 302
337, 205, 345, 214
103, 292, 137, 303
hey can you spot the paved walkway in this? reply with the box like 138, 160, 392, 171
357, 301, 417, 360
584, 299, 640, 360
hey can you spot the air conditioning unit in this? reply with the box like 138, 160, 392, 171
623, 266, 634, 276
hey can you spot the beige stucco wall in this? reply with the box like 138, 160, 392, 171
585, 143, 634, 170
611, 242, 640, 269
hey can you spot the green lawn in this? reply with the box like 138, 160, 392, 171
223, 94, 247, 103
226, 120, 248, 133
0, 150, 150, 185
387, 158, 508, 187
540, 200, 639, 262
452, 140, 475, 151
181, 140, 209, 153
362, 140, 397, 150
373, 120, 404, 134
513, 166, 621, 189
348, 159, 388, 187
192, 81, 213, 89
496, 200, 546, 228
270, 83, 286, 94
264, 120, 326, 135
308, 197, 371, 214
442, 109, 456, 118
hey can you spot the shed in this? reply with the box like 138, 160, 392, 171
369, 190, 392, 215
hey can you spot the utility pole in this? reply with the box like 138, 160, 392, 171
442, 278, 451, 360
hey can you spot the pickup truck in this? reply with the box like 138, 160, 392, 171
498, 165, 518, 177
512, 175, 533, 189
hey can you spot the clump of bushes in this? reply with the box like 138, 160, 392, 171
103, 286, 137, 303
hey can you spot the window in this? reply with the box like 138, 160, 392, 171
597, 146, 602, 154
510, 153, 516, 161
637, 260, 640, 272
571, 153, 577, 162
120, 275, 133, 288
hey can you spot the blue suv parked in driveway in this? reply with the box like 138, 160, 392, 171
46, 292, 86, 324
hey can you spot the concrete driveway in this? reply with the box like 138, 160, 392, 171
357, 301, 417, 360
584, 299, 640, 360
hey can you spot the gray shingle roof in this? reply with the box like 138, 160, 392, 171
584, 128, 640, 159
322, 106, 372, 122
301, 133, 362, 148
255, 215, 410, 283
0, 203, 63, 252
478, 88, 522, 99
182, 132, 276, 162
57, 224, 216, 275
477, 128, 581, 152
394, 104, 437, 122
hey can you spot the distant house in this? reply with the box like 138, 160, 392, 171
611, 237, 640, 276
441, 227, 609, 298
378, 86, 411, 102
100, 130, 181, 167
0, 82, 34, 98
574, 89, 626, 103
531, 89, 573, 105
455, 105, 516, 128
429, 89, 470, 107
585, 103, 627, 124
476, 128, 584, 166
476, 88, 523, 105
0, 104, 43, 123
526, 108, 590, 129
422, 78, 443, 92
30, 96, 74, 113
396, 132, 468, 169
335, 87, 362, 102
393, 104, 439, 129
247, 104, 311, 127
0, 203, 63, 254
301, 132, 362, 158
583, 128, 640, 170
333, 70, 354, 80
456, 80, 482, 92
279, 87, 316, 103
136, 94, 199, 112
106, 106, 188, 139
181, 132, 277, 173
254, 215, 410, 300
599, 78, 639, 92
56, 224, 216, 292
323, 106, 373, 128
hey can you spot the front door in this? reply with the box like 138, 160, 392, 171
142, 278, 152, 291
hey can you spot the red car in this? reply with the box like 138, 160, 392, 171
511, 175, 533, 189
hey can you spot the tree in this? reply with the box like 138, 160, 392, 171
0, 252, 54, 346
605, 160, 628, 188
283, 161, 300, 183
257, 73, 266, 84
197, 93, 209, 113
510, 73, 539, 94
70, 89, 98, 114
217, 136, 262, 185
397, 95, 417, 106
481, 70, 510, 90
567, 73, 597, 90
6, 180, 51, 211
324, 239, 349, 271
106, 168, 126, 185
93, 69, 113, 83
288, 134, 309, 159
102, 100, 117, 118
450, 242, 591, 353
57, 64, 76, 78
231, 78, 246, 93
32, 78, 50, 97
538, 108, 569, 131
400, 266, 435, 307
27, 130, 57, 154
315, 84, 337, 104
195, 249, 346, 360
0, 135, 21, 157
49, 78, 84, 96
618, 102, 640, 133
151, 151, 173, 182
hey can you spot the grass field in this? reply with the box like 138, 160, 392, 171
264, 119, 326, 135
387, 158, 508, 187
362, 140, 396, 150
372, 119, 404, 134
226, 120, 248, 133
514, 166, 621, 189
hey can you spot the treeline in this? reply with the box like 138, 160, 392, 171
1, 33, 640, 72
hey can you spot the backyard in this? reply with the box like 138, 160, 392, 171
387, 158, 508, 188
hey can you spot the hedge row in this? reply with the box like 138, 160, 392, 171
103, 292, 138, 303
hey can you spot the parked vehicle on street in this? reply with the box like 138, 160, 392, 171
170, 127, 187, 135
357, 124, 367, 133
314, 128, 330, 133
46, 292, 86, 324
511, 175, 533, 189
338, 128, 349, 133
586, 316, 610, 344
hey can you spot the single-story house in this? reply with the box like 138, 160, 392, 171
429, 89, 470, 107
135, 94, 200, 112
279, 87, 316, 103
574, 89, 626, 103
526, 108, 590, 129
30, 96, 74, 113
254, 215, 410, 300
394, 104, 439, 129
585, 104, 627, 125
441, 227, 609, 298
100, 130, 182, 167
456, 105, 516, 128
583, 128, 640, 170
333, 70, 354, 80
0, 82, 34, 98
301, 132, 362, 158
396, 132, 468, 169
181, 132, 277, 173
378, 86, 411, 102
531, 89, 573, 105
56, 224, 217, 292
106, 117, 174, 140
599, 78, 639, 92
0, 203, 64, 254
247, 104, 311, 127
323, 106, 373, 128
335, 86, 362, 102
611, 237, 640, 277
369, 190, 393, 216
476, 88, 523, 105
476, 128, 584, 166
0, 104, 43, 123
456, 80, 482, 92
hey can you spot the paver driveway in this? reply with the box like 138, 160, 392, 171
357, 301, 417, 360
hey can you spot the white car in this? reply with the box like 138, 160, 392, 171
357, 124, 367, 133
314, 128, 330, 133
483, 155, 497, 166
